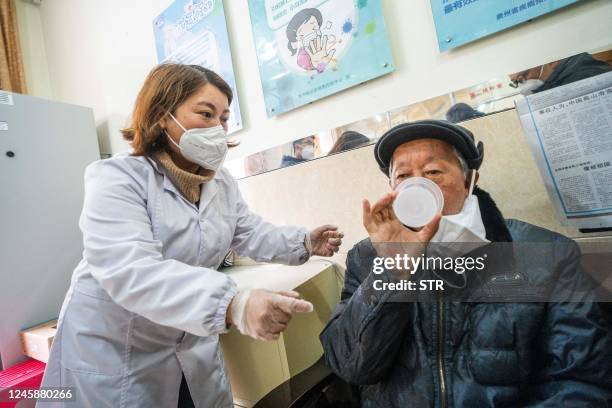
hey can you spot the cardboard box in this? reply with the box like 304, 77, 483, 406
19, 320, 57, 363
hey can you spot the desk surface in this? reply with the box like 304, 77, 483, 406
223, 259, 335, 292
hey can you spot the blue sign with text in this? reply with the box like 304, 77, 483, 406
431, 0, 580, 52
153, 0, 243, 133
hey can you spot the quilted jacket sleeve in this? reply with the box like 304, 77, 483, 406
320, 241, 413, 384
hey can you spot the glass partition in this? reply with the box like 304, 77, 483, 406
226, 47, 612, 179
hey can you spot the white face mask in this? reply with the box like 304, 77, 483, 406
430, 170, 490, 255
517, 79, 544, 95
516, 65, 545, 95
301, 31, 320, 47
300, 144, 315, 160
166, 112, 228, 171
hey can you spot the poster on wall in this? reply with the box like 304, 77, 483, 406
153, 0, 243, 134
248, 0, 395, 117
431, 0, 580, 52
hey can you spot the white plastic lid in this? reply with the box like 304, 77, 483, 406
392, 177, 444, 228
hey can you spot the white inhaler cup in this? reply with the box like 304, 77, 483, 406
392, 177, 444, 228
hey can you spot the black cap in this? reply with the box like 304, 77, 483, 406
375, 120, 484, 176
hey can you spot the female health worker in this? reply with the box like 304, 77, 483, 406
38, 64, 343, 408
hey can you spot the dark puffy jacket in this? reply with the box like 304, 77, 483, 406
320, 188, 612, 407
534, 52, 611, 93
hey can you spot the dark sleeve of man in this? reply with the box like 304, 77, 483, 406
535, 53, 611, 93
527, 240, 612, 406
319, 240, 413, 384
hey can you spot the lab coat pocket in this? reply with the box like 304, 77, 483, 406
60, 290, 131, 376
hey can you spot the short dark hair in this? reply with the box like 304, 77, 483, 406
328, 131, 370, 154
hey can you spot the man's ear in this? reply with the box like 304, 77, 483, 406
465, 170, 480, 190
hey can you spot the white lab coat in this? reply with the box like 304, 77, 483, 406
37, 154, 309, 408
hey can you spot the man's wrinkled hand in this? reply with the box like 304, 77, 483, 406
363, 192, 441, 257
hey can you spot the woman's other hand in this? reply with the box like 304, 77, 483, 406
309, 225, 343, 256
228, 289, 313, 341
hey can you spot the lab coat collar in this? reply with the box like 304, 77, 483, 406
198, 178, 218, 214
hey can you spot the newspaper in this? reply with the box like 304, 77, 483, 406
515, 72, 612, 230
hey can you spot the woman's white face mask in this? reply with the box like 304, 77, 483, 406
165, 112, 228, 171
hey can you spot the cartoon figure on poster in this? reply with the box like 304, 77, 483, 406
287, 9, 336, 73
250, 0, 394, 116
278, 1, 356, 75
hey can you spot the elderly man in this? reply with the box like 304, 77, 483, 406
320, 120, 612, 407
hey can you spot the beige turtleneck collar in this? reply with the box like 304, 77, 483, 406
153, 150, 214, 204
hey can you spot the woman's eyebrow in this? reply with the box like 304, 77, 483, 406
195, 101, 216, 111
195, 101, 230, 115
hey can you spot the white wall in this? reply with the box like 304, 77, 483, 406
18, 0, 612, 159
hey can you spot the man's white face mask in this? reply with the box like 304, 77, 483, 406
393, 169, 489, 250
516, 65, 545, 95
517, 79, 544, 95
392, 169, 490, 288
165, 112, 228, 171
429, 170, 490, 256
